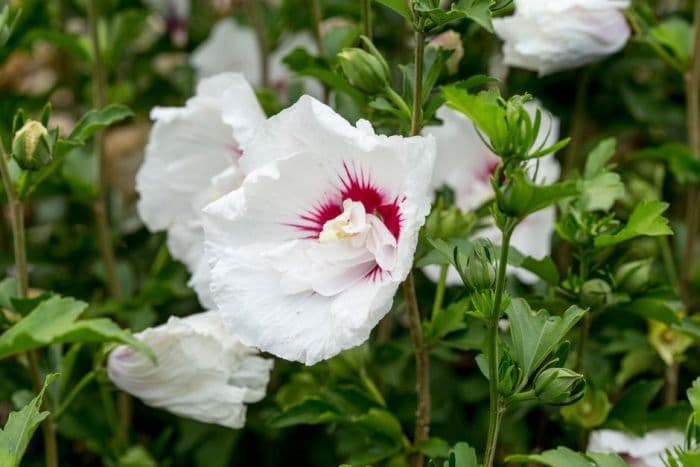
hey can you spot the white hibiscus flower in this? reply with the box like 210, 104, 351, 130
202, 95, 436, 365
492, 0, 631, 76
136, 72, 265, 307
107, 311, 273, 429
190, 19, 323, 98
423, 101, 560, 285
588, 429, 685, 467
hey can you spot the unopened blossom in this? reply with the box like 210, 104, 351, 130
107, 311, 272, 429
423, 102, 560, 285
144, 0, 190, 46
492, 0, 631, 76
203, 96, 435, 365
190, 19, 323, 98
428, 30, 464, 75
136, 72, 265, 307
588, 429, 685, 467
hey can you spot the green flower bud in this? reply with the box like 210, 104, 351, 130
337, 47, 389, 94
494, 168, 535, 218
424, 201, 474, 241
454, 240, 496, 292
580, 279, 612, 308
12, 120, 53, 171
614, 259, 652, 294
534, 367, 586, 406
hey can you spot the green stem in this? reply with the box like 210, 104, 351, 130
248, 0, 270, 88
573, 313, 592, 373
361, 0, 372, 39
55, 371, 96, 420
431, 264, 448, 317
659, 237, 679, 291
562, 68, 591, 178
310, 0, 330, 103
483, 224, 514, 467
0, 142, 58, 467
410, 26, 425, 137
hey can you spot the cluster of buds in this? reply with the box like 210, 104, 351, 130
533, 367, 586, 406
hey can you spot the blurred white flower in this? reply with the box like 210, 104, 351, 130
190, 19, 322, 98
492, 0, 631, 76
136, 72, 265, 307
144, 0, 190, 46
423, 101, 560, 285
428, 30, 463, 75
588, 429, 685, 467
202, 96, 435, 365
107, 311, 273, 429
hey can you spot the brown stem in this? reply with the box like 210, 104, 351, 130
664, 362, 680, 406
87, 0, 131, 445
403, 273, 430, 467
87, 0, 121, 301
0, 143, 58, 467
680, 2, 700, 308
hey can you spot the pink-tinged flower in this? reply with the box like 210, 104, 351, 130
190, 19, 323, 98
492, 0, 631, 76
107, 311, 272, 429
588, 429, 685, 467
136, 72, 265, 307
423, 102, 560, 285
202, 96, 435, 365
144, 0, 190, 46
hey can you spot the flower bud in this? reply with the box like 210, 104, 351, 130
580, 279, 612, 309
428, 30, 464, 75
454, 240, 496, 292
12, 120, 53, 171
534, 367, 586, 406
495, 168, 535, 218
337, 47, 389, 94
614, 259, 652, 294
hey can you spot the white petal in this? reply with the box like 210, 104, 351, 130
136, 72, 263, 307
203, 96, 435, 364
107, 311, 273, 428
493, 0, 630, 76
588, 429, 684, 467
191, 20, 261, 84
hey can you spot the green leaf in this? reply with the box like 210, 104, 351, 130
442, 442, 478, 467
375, 0, 412, 20
442, 86, 506, 152
506, 299, 585, 379
594, 200, 672, 247
634, 142, 700, 185
415, 438, 450, 458
687, 377, 700, 422
269, 399, 342, 428
414, 0, 494, 32
606, 379, 663, 434
586, 452, 629, 467
69, 105, 133, 144
116, 445, 158, 467
0, 278, 17, 311
0, 374, 58, 467
424, 299, 468, 343
583, 138, 617, 179
650, 18, 692, 68
0, 296, 153, 362
506, 447, 595, 467
581, 172, 625, 212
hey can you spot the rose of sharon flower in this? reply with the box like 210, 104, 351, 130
144, 0, 190, 46
202, 96, 436, 365
423, 102, 560, 285
588, 429, 685, 467
492, 0, 631, 76
190, 19, 323, 98
107, 311, 273, 429
136, 72, 265, 307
